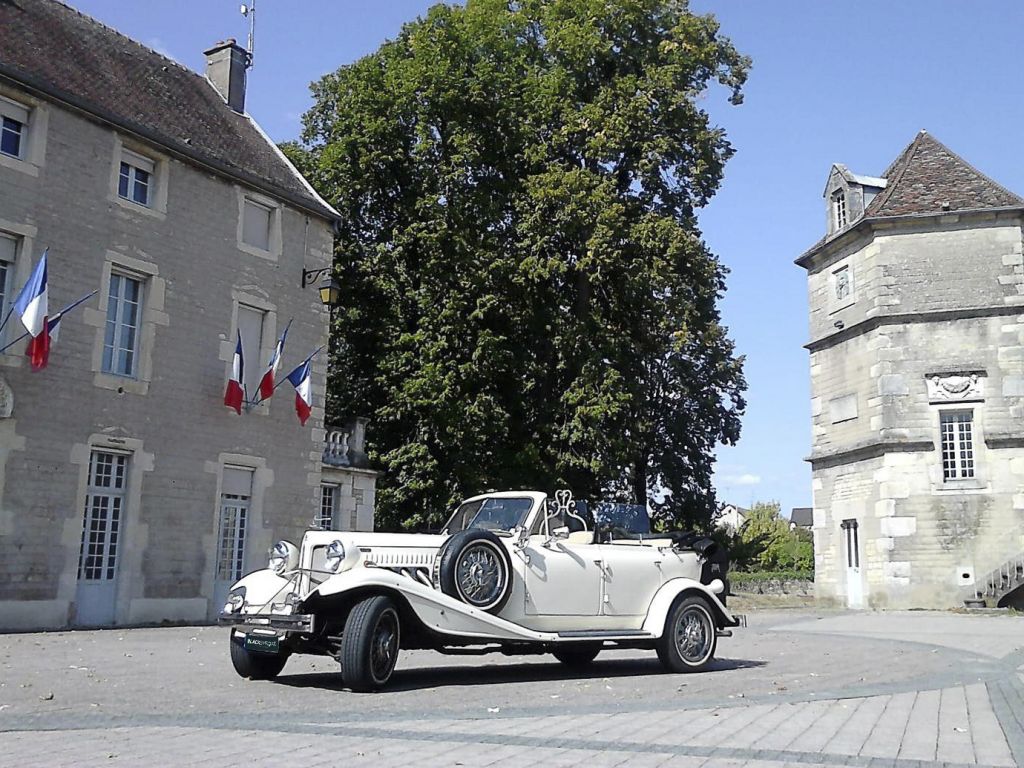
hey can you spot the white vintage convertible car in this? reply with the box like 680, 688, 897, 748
219, 490, 743, 691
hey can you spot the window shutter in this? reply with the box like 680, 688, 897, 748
243, 199, 272, 250
0, 234, 16, 263
121, 149, 155, 174
0, 97, 29, 125
236, 305, 265, 394
222, 467, 254, 497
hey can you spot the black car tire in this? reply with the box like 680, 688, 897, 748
342, 595, 401, 692
437, 529, 513, 614
229, 630, 288, 680
656, 595, 718, 673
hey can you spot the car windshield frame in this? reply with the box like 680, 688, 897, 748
441, 496, 536, 536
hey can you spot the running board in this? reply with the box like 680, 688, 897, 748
556, 629, 652, 639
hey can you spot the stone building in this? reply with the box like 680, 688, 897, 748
798, 130, 1024, 609
0, 0, 376, 630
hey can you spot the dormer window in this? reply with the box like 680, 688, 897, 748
832, 189, 848, 231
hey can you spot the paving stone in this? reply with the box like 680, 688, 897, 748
897, 688, 940, 762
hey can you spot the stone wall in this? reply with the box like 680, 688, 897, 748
807, 213, 1024, 608
0, 82, 355, 629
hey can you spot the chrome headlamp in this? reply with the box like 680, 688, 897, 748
223, 586, 246, 614
267, 540, 298, 574
324, 539, 347, 572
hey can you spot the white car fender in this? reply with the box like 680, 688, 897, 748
641, 577, 736, 637
231, 569, 293, 606
312, 568, 562, 643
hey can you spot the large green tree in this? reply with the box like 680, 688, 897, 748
287, 0, 749, 531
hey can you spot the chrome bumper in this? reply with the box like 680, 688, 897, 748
218, 612, 315, 633
723, 612, 747, 629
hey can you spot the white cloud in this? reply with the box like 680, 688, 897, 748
723, 473, 761, 486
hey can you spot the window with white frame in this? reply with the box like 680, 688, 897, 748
216, 467, 253, 583
118, 150, 154, 207
103, 273, 144, 377
242, 198, 272, 251
940, 410, 975, 481
832, 189, 848, 230
77, 451, 129, 582
0, 98, 28, 159
319, 484, 339, 530
0, 233, 17, 327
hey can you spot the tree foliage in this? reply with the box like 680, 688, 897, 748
721, 502, 814, 572
291, 0, 750, 530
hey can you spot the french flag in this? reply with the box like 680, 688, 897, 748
257, 320, 290, 401
223, 330, 245, 415
12, 250, 49, 372
284, 355, 314, 426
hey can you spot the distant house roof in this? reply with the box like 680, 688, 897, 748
0, 0, 338, 221
790, 507, 813, 527
798, 131, 1024, 266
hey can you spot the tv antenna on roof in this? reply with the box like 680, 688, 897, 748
239, 1, 256, 69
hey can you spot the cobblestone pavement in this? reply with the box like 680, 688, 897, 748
3, 609, 1024, 767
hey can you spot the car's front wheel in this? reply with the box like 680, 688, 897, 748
229, 631, 288, 680
342, 595, 401, 692
552, 643, 601, 667
656, 595, 717, 673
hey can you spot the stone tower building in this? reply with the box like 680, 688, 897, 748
798, 131, 1024, 609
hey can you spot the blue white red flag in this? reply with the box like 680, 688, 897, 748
224, 330, 245, 415
284, 353, 314, 426
258, 319, 290, 401
12, 249, 49, 371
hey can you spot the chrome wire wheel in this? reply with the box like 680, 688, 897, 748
674, 604, 714, 665
370, 608, 399, 684
455, 542, 505, 607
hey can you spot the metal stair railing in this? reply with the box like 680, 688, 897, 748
967, 552, 1024, 605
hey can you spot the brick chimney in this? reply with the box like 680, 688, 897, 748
204, 39, 248, 113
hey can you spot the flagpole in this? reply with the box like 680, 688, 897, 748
0, 289, 97, 355
250, 318, 294, 407
269, 345, 325, 395
0, 305, 15, 339
0, 247, 49, 338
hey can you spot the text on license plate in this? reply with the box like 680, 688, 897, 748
245, 633, 280, 654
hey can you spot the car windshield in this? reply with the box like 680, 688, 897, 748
580, 501, 651, 536
443, 497, 534, 535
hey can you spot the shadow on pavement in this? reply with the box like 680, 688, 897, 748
273, 656, 767, 693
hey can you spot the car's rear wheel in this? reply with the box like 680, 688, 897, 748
656, 595, 717, 673
342, 595, 401, 692
552, 643, 601, 667
229, 630, 288, 680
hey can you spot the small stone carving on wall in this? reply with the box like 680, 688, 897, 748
925, 371, 984, 404
0, 375, 12, 418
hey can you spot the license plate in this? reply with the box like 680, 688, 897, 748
244, 633, 280, 655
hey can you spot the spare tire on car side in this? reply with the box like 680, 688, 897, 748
435, 529, 513, 614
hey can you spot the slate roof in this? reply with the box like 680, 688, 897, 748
0, 0, 338, 220
798, 131, 1023, 266
863, 131, 1024, 218
789, 507, 812, 527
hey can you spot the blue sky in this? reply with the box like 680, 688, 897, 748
70, 1, 1024, 517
